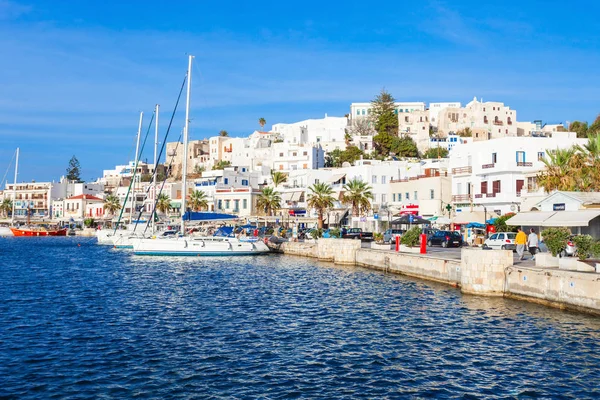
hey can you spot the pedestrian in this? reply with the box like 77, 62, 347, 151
515, 228, 527, 260
528, 228, 539, 261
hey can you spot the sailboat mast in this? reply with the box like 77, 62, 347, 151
131, 111, 143, 224
152, 104, 159, 234
11, 147, 19, 225
181, 54, 193, 234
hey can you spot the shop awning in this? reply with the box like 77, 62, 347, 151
328, 174, 346, 184
541, 210, 600, 227
290, 191, 303, 202
506, 211, 556, 226
281, 192, 294, 202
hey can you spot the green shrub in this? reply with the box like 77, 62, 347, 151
494, 213, 518, 232
328, 228, 341, 238
541, 227, 571, 257
310, 228, 323, 239
590, 241, 600, 259
373, 232, 384, 243
83, 218, 95, 228
572, 235, 594, 260
401, 226, 421, 247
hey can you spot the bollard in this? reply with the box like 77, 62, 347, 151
420, 233, 427, 254
395, 235, 400, 252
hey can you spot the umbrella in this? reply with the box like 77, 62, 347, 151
465, 222, 486, 228
430, 216, 452, 225
392, 215, 431, 225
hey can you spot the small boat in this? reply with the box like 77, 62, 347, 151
0, 226, 13, 237
10, 226, 68, 236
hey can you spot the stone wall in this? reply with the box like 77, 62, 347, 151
460, 249, 513, 296
280, 239, 361, 265
505, 266, 600, 315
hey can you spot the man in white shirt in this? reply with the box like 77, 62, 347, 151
527, 228, 539, 261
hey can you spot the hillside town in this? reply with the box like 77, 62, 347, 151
2, 94, 600, 243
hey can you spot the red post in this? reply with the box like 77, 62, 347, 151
395, 235, 400, 252
420, 233, 427, 254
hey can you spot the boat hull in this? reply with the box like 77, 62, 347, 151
133, 236, 270, 256
0, 226, 13, 236
10, 227, 68, 237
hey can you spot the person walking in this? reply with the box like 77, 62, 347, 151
528, 228, 539, 261
515, 228, 527, 260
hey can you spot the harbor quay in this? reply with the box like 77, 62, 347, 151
280, 239, 600, 316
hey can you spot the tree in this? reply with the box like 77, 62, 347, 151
494, 213, 517, 232
457, 127, 472, 137
537, 147, 583, 192
324, 146, 364, 168
103, 195, 121, 217
271, 171, 288, 187
66, 156, 82, 182
193, 165, 205, 175
212, 160, 232, 170
589, 114, 600, 136
391, 135, 419, 158
156, 193, 172, 215
219, 130, 229, 137
256, 187, 281, 216
345, 118, 375, 137
307, 182, 335, 229
189, 190, 209, 211
140, 173, 152, 182
342, 178, 373, 216
258, 118, 266, 130
569, 121, 589, 138
371, 89, 398, 156
0, 199, 12, 217
422, 147, 449, 159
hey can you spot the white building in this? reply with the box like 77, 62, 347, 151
350, 102, 426, 119
429, 102, 461, 128
436, 97, 518, 139
53, 194, 105, 220
448, 135, 586, 217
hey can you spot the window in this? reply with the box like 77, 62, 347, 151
493, 180, 501, 194
279, 153, 283, 157
393, 193, 396, 202
398, 193, 402, 201
303, 164, 307, 169
537, 152, 544, 161
293, 152, 297, 156
241, 168, 246, 172
430, 189, 434, 199
279, 165, 283, 170
405, 192, 410, 200
224, 178, 229, 184
243, 199, 248, 209
303, 151, 307, 156
489, 233, 498, 240
233, 200, 240, 211
372, 175, 377, 184
492, 153, 497, 163
481, 181, 488, 194
516, 179, 524, 194
225, 200, 230, 209
381, 176, 387, 184
218, 200, 222, 209
241, 179, 248, 186
516, 151, 526, 163
414, 191, 418, 200
382, 194, 387, 203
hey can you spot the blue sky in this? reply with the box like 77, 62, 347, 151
1, 0, 599, 183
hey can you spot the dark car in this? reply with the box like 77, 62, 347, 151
342, 228, 374, 241
427, 230, 463, 248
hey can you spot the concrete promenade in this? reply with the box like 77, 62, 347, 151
280, 239, 600, 316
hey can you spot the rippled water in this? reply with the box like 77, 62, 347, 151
1, 237, 600, 398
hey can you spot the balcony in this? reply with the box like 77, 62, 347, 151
493, 121, 504, 126
452, 166, 472, 175
452, 194, 471, 202
486, 193, 496, 198
481, 163, 495, 169
517, 162, 533, 167
475, 194, 483, 199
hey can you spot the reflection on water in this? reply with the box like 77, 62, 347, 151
1, 237, 599, 398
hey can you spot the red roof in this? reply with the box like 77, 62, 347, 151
67, 194, 103, 201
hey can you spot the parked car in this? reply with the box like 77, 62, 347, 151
342, 228, 374, 241
427, 230, 463, 248
483, 232, 517, 250
383, 229, 403, 243
560, 236, 577, 257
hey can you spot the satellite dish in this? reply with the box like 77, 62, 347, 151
342, 162, 351, 168
510, 204, 516, 212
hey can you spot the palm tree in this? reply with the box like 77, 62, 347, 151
256, 187, 281, 216
271, 171, 288, 188
103, 194, 121, 217
0, 198, 12, 217
342, 178, 373, 216
537, 147, 580, 192
258, 118, 266, 130
307, 182, 336, 229
189, 190, 209, 211
156, 193, 172, 215
219, 130, 229, 137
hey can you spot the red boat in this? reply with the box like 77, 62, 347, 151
10, 227, 68, 237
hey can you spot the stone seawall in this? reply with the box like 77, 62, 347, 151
279, 239, 600, 315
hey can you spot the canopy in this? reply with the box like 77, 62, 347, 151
505, 211, 556, 226
392, 215, 431, 225
452, 211, 486, 224
465, 222, 486, 228
239, 224, 257, 229
541, 210, 600, 227
328, 174, 346, 184
290, 191, 303, 202
182, 211, 239, 222
486, 218, 497, 224
429, 216, 452, 225
214, 226, 234, 237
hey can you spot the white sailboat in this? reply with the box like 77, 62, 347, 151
132, 55, 269, 256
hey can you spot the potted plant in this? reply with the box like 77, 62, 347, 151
537, 227, 569, 267
400, 226, 422, 253
371, 232, 391, 250
564, 235, 597, 272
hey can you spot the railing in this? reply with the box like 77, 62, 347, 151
482, 163, 495, 169
390, 178, 409, 183
486, 193, 496, 198
493, 121, 504, 126
475, 194, 483, 199
452, 166, 472, 175
517, 162, 533, 167
452, 194, 471, 202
